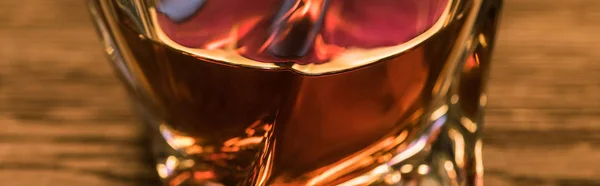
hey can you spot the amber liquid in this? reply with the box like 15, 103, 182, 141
117, 20, 467, 180
91, 0, 503, 183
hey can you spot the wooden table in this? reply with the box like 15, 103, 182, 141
1, 0, 599, 185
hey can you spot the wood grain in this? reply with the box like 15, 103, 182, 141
1, 0, 599, 186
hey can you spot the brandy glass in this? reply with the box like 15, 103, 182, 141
88, 0, 502, 185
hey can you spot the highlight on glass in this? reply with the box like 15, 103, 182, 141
88, 0, 502, 185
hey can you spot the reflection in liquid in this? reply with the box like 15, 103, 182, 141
160, 124, 197, 151
417, 164, 430, 175
145, 0, 454, 75
475, 139, 484, 186
383, 171, 402, 185
449, 129, 465, 168
158, 0, 206, 22
460, 116, 478, 133
400, 164, 414, 174
444, 160, 458, 179
154, 0, 449, 65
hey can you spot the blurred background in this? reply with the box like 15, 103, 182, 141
1, 0, 599, 186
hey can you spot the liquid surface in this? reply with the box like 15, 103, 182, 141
154, 0, 449, 65
108, 0, 451, 74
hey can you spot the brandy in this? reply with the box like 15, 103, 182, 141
88, 0, 502, 185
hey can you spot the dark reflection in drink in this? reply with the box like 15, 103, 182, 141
155, 0, 448, 64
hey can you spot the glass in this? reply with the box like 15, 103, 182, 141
88, 0, 502, 185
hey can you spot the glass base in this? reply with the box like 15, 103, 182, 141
142, 111, 482, 186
